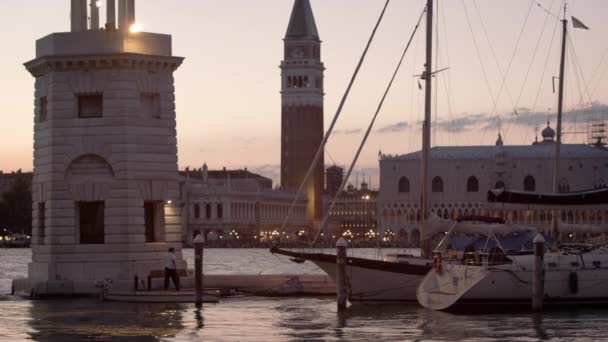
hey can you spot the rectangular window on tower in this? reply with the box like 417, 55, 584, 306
141, 93, 161, 119
37, 202, 46, 245
77, 94, 103, 118
39, 96, 48, 122
78, 201, 105, 244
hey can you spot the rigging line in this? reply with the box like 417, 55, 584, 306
325, 148, 337, 167
274, 0, 392, 245
536, 0, 560, 20
589, 45, 608, 95
437, 0, 455, 146
567, 43, 586, 114
461, 0, 497, 145
531, 11, 561, 115
590, 61, 608, 101
567, 35, 593, 104
473, 0, 535, 119
515, 0, 556, 109
461, 1, 497, 113
310, 6, 427, 247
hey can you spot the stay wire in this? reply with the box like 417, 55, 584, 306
310, 6, 428, 247
273, 0, 392, 246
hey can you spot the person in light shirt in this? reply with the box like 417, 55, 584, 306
164, 247, 180, 291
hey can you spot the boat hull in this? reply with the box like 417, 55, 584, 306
270, 247, 430, 302
418, 252, 608, 309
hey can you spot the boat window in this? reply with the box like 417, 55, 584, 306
398, 177, 410, 193
524, 175, 536, 192
466, 176, 479, 192
432, 177, 444, 193
593, 261, 601, 268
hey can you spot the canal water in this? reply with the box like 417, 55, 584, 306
1, 248, 607, 341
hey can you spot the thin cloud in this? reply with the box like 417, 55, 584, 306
377, 121, 410, 133
334, 128, 363, 135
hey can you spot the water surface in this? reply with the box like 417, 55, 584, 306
1, 248, 607, 341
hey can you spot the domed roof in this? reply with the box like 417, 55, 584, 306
542, 121, 555, 140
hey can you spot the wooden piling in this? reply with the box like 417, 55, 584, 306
532, 234, 545, 312
336, 237, 348, 310
194, 234, 205, 305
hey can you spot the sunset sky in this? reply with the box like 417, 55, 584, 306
1, 0, 607, 186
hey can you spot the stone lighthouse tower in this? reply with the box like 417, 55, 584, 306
17, 0, 185, 295
280, 0, 325, 226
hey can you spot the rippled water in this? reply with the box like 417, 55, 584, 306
1, 248, 608, 341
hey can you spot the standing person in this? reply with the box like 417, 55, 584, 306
164, 247, 180, 291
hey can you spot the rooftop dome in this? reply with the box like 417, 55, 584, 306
542, 121, 555, 141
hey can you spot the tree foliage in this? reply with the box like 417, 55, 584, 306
0, 171, 32, 234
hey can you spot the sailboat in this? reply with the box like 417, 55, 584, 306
417, 6, 608, 311
272, 0, 456, 302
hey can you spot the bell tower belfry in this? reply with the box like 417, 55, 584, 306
16, 0, 185, 295
280, 0, 325, 225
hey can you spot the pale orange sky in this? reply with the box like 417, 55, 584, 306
1, 0, 607, 186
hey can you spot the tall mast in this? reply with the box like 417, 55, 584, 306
420, 0, 433, 257
553, 4, 568, 193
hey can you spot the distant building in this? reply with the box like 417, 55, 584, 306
324, 182, 378, 242
280, 0, 325, 226
325, 165, 344, 197
378, 123, 608, 244
180, 165, 308, 245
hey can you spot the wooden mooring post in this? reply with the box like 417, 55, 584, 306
194, 234, 205, 305
532, 234, 545, 312
336, 237, 348, 311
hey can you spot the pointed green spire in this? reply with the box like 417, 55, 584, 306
285, 0, 319, 40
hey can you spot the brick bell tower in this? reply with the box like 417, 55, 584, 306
281, 0, 325, 227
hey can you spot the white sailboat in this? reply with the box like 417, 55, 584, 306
417, 6, 608, 311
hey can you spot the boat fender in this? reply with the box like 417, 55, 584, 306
433, 254, 443, 273
568, 272, 579, 294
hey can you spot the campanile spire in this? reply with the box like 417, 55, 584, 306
280, 0, 325, 226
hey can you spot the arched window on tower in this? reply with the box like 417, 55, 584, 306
287, 76, 293, 88
398, 177, 410, 193
524, 175, 536, 192
495, 181, 505, 189
466, 176, 479, 192
432, 177, 444, 193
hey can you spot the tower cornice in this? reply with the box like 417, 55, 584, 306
25, 53, 184, 77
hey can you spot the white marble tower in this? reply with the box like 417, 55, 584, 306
17, 0, 185, 295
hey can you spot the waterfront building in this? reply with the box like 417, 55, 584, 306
18, 0, 186, 295
378, 124, 608, 244
280, 0, 325, 226
324, 182, 378, 244
180, 166, 307, 245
